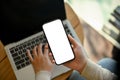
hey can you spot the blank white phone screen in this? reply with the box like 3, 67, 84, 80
43, 19, 74, 65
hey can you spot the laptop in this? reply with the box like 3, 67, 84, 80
0, 0, 81, 80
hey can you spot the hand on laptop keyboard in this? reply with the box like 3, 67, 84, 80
27, 44, 54, 73
9, 33, 48, 70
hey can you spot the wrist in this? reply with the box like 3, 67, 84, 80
77, 58, 87, 73
36, 71, 52, 80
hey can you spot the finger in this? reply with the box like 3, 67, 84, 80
49, 52, 55, 63
38, 44, 43, 56
52, 60, 55, 63
32, 46, 38, 58
71, 44, 74, 48
27, 50, 33, 62
44, 44, 49, 57
44, 43, 49, 49
68, 34, 78, 47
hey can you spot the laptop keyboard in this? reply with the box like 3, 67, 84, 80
9, 24, 74, 70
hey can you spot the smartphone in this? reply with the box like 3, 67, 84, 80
42, 19, 75, 65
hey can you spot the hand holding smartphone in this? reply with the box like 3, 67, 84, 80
42, 19, 75, 65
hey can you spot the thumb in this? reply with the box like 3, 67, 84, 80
68, 34, 78, 47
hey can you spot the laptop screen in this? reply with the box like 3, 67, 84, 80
0, 0, 66, 45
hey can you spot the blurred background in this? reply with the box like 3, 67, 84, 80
65, 0, 120, 62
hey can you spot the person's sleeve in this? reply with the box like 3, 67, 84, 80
81, 59, 117, 80
35, 71, 51, 80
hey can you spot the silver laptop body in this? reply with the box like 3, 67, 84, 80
5, 19, 81, 80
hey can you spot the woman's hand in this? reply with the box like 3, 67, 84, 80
27, 44, 54, 74
64, 35, 88, 73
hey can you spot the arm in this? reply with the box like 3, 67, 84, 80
81, 59, 117, 80
27, 44, 54, 80
64, 35, 117, 80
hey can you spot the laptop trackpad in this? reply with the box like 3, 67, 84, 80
51, 65, 71, 78
15, 65, 35, 80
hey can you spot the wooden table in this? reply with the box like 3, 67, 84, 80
0, 3, 84, 80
